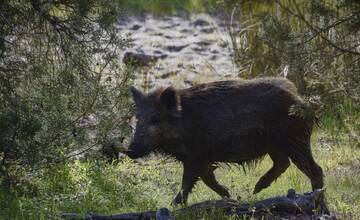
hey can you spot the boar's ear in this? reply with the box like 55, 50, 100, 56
130, 86, 144, 106
160, 87, 181, 117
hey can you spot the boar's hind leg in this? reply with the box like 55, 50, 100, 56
288, 140, 328, 214
200, 165, 230, 198
173, 163, 201, 205
253, 152, 290, 194
288, 144, 324, 191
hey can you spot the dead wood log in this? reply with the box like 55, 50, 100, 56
61, 189, 336, 220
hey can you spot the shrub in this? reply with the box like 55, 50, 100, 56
224, 0, 360, 145
0, 0, 133, 188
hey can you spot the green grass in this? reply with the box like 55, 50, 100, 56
1, 125, 359, 219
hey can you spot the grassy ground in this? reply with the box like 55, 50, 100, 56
1, 1, 359, 220
2, 2, 360, 219
1, 125, 359, 219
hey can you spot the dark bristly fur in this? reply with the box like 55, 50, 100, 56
125, 77, 325, 209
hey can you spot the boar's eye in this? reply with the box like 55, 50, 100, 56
149, 115, 160, 125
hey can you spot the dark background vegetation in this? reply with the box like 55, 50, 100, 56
0, 0, 359, 219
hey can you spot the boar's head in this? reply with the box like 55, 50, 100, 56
126, 86, 182, 159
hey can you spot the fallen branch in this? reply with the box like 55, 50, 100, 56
61, 189, 337, 220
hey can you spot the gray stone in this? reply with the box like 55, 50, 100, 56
130, 24, 141, 30
193, 18, 210, 27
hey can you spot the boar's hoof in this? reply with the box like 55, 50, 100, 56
172, 192, 186, 206
253, 184, 264, 195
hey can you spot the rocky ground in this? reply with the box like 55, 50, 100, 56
118, 13, 238, 89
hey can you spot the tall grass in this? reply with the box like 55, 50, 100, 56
1, 1, 359, 219
1, 122, 359, 219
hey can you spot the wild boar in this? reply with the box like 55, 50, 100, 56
125, 77, 325, 206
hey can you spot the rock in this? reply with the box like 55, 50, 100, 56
193, 18, 210, 27
158, 53, 169, 59
151, 32, 164, 36
200, 27, 214, 33
144, 27, 156, 32
210, 55, 217, 60
217, 41, 229, 48
118, 14, 238, 84
180, 28, 192, 34
166, 44, 188, 52
130, 24, 141, 30
117, 17, 130, 26
191, 46, 206, 52
161, 71, 179, 79
123, 52, 164, 67
196, 41, 212, 47
184, 80, 194, 86
153, 50, 164, 55
160, 23, 180, 29
210, 49, 219, 54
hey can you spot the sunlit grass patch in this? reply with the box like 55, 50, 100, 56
1, 127, 359, 219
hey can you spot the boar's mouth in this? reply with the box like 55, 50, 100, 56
124, 149, 148, 159
124, 143, 154, 159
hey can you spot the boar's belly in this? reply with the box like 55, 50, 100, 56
209, 132, 269, 162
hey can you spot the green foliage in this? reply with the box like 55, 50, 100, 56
0, 0, 133, 188
1, 1, 359, 219
1, 128, 359, 219
226, 0, 360, 147
228, 0, 360, 93
0, 159, 166, 219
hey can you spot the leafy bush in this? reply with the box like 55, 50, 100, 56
224, 0, 360, 145
0, 0, 133, 187
0, 159, 164, 219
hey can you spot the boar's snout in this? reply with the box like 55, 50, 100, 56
125, 142, 152, 159
124, 149, 139, 159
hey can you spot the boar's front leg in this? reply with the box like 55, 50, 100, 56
253, 152, 290, 194
173, 163, 230, 205
200, 165, 230, 198
173, 162, 201, 205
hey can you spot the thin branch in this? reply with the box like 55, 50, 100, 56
275, 0, 360, 56
300, 15, 355, 45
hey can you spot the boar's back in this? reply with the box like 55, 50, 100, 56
179, 78, 303, 134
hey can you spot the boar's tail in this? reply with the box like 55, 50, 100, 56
290, 97, 322, 128
309, 100, 321, 126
